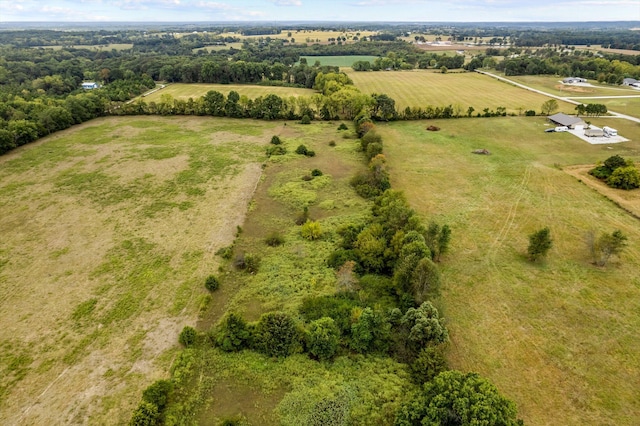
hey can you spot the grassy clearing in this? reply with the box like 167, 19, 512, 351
32, 43, 133, 51
571, 96, 640, 119
346, 69, 574, 114
379, 117, 640, 425
142, 83, 315, 103
193, 42, 244, 53
0, 116, 274, 424
300, 55, 378, 67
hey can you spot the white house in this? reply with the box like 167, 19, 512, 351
82, 82, 99, 90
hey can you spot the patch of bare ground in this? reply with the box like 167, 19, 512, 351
554, 84, 596, 94
0, 119, 265, 425
564, 165, 640, 219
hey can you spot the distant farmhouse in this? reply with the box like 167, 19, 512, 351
82, 82, 99, 90
562, 77, 587, 84
622, 78, 640, 88
548, 113, 585, 129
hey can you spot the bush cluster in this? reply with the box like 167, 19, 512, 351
590, 155, 639, 190
295, 144, 316, 157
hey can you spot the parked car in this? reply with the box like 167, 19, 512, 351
555, 126, 569, 132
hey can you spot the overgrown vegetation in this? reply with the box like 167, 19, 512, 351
590, 155, 640, 190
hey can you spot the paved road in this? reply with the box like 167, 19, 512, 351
476, 70, 640, 124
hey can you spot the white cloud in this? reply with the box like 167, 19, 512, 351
267, 0, 302, 6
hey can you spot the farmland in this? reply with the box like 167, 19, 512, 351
142, 83, 315, 103
499, 74, 639, 97
217, 29, 377, 44
0, 116, 273, 424
345, 69, 576, 114
380, 117, 640, 425
570, 96, 640, 119
300, 55, 378, 67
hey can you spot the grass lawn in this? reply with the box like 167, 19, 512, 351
345, 69, 576, 114
379, 117, 640, 425
143, 83, 315, 103
502, 74, 639, 98
0, 116, 275, 425
571, 96, 640, 119
300, 55, 378, 67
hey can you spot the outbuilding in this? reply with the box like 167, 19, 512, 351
547, 113, 585, 129
82, 82, 99, 90
562, 77, 587, 84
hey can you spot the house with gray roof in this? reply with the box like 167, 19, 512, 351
548, 113, 585, 129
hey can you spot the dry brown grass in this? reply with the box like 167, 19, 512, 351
0, 117, 272, 424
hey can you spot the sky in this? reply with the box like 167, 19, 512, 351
0, 0, 639, 23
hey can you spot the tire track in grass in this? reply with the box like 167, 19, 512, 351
487, 165, 532, 264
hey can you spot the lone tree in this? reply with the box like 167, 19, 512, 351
541, 99, 559, 116
527, 227, 553, 262
589, 230, 628, 266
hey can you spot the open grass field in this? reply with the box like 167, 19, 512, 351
0, 116, 276, 424
300, 55, 378, 67
570, 96, 640, 119
142, 83, 315, 103
501, 74, 639, 98
345, 69, 576, 114
193, 42, 244, 53
379, 117, 640, 425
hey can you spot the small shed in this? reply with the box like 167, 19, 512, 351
82, 82, 99, 90
562, 77, 587, 84
547, 113, 585, 129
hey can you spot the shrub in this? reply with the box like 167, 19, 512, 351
409, 346, 448, 385
205, 275, 220, 292
588, 229, 628, 266
142, 380, 173, 411
244, 254, 261, 274
254, 312, 303, 357
607, 166, 640, 190
311, 169, 323, 177
338, 123, 348, 130
524, 109, 536, 116
179, 326, 197, 347
306, 317, 340, 361
306, 150, 316, 157
295, 206, 311, 225
265, 232, 285, 247
216, 245, 234, 259
301, 220, 322, 240
360, 130, 382, 152
527, 227, 553, 262
328, 140, 336, 147
327, 249, 361, 270
300, 293, 361, 335
296, 144, 309, 155
302, 174, 313, 181
266, 145, 287, 156
270, 135, 282, 145
365, 142, 383, 160
130, 401, 160, 426
214, 312, 253, 352
350, 307, 390, 353
300, 114, 311, 124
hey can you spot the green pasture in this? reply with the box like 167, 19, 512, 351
300, 55, 378, 67
143, 83, 314, 103
501, 74, 639, 98
570, 96, 640, 119
193, 42, 244, 53
33, 43, 133, 51
345, 69, 574, 114
379, 117, 640, 425
0, 116, 274, 424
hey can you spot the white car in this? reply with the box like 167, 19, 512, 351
554, 126, 569, 132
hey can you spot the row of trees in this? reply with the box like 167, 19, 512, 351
590, 155, 640, 190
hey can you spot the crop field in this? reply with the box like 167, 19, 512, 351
345, 69, 576, 114
142, 83, 315, 103
379, 117, 640, 425
300, 55, 378, 67
501, 74, 639, 98
0, 116, 275, 424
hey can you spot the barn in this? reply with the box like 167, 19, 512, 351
547, 113, 585, 129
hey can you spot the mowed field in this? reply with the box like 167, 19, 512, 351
300, 55, 378, 67
345, 69, 575, 114
379, 117, 640, 425
143, 83, 314, 103
570, 96, 640, 120
503, 74, 639, 98
0, 116, 276, 424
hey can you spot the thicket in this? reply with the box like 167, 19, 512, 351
589, 155, 640, 190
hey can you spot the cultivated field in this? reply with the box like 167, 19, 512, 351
142, 83, 315, 103
33, 43, 133, 51
379, 117, 640, 425
0, 116, 274, 424
300, 55, 378, 67
345, 69, 576, 114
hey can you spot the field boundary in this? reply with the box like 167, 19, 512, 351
563, 164, 640, 220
